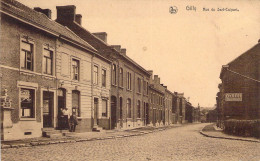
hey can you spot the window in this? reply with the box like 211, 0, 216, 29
43, 49, 53, 75
127, 72, 132, 90
72, 90, 80, 117
102, 99, 107, 117
127, 98, 131, 118
119, 68, 123, 87
120, 97, 123, 119
20, 88, 35, 118
146, 82, 149, 95
72, 59, 79, 80
143, 81, 146, 94
112, 64, 116, 85
93, 65, 98, 84
21, 41, 33, 71
137, 100, 141, 118
137, 78, 141, 93
102, 69, 106, 87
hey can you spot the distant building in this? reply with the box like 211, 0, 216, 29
218, 41, 260, 121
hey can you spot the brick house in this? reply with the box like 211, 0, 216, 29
148, 72, 166, 126
173, 92, 186, 123
55, 5, 151, 129
162, 87, 173, 125
218, 41, 260, 121
0, 0, 111, 140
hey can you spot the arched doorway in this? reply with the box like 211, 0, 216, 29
111, 96, 117, 129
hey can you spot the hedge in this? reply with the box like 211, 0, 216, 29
223, 119, 260, 138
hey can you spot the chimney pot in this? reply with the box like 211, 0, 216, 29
56, 5, 76, 24
120, 48, 126, 56
75, 14, 82, 25
34, 7, 52, 19
93, 32, 107, 43
111, 45, 121, 52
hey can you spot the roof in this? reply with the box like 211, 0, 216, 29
0, 0, 97, 53
220, 42, 260, 79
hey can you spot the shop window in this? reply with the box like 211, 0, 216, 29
21, 41, 33, 71
72, 90, 80, 117
43, 49, 53, 75
102, 99, 107, 117
20, 88, 35, 118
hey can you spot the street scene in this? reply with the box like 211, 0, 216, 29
2, 124, 260, 161
1, 0, 260, 160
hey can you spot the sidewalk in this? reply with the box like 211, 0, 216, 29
200, 124, 260, 143
1, 124, 182, 149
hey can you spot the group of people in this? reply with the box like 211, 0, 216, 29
60, 108, 78, 132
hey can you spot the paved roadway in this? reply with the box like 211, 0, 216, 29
2, 124, 260, 161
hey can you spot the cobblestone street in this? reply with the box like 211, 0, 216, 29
2, 124, 260, 161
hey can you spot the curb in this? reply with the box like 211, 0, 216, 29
1, 126, 177, 149
200, 130, 260, 143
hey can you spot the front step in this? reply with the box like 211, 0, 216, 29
92, 126, 103, 132
42, 128, 70, 138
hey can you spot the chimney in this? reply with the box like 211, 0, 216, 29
34, 7, 52, 19
56, 5, 76, 24
75, 14, 82, 25
93, 32, 107, 43
111, 45, 121, 52
120, 48, 126, 56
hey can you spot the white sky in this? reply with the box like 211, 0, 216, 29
19, 0, 260, 107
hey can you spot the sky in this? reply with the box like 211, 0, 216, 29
19, 0, 260, 108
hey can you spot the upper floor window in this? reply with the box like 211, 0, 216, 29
20, 88, 35, 118
119, 68, 123, 87
146, 82, 149, 95
127, 72, 132, 90
21, 41, 33, 71
93, 65, 98, 85
137, 78, 141, 93
43, 49, 53, 75
112, 64, 117, 85
102, 69, 106, 87
72, 59, 79, 80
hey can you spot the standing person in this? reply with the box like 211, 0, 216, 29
69, 111, 78, 132
61, 108, 70, 130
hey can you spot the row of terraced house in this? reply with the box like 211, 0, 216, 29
0, 0, 200, 141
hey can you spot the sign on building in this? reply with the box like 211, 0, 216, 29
225, 93, 242, 101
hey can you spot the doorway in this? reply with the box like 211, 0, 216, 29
94, 98, 98, 126
57, 88, 66, 129
111, 96, 117, 129
43, 91, 54, 127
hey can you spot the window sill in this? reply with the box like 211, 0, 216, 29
118, 86, 124, 89
136, 92, 141, 95
101, 116, 108, 119
20, 69, 37, 76
42, 74, 56, 80
20, 117, 36, 121
112, 84, 117, 87
136, 118, 141, 120
126, 89, 132, 92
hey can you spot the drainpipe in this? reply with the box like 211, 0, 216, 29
91, 54, 94, 129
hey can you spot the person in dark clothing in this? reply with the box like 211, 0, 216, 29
69, 112, 78, 132
61, 108, 70, 130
